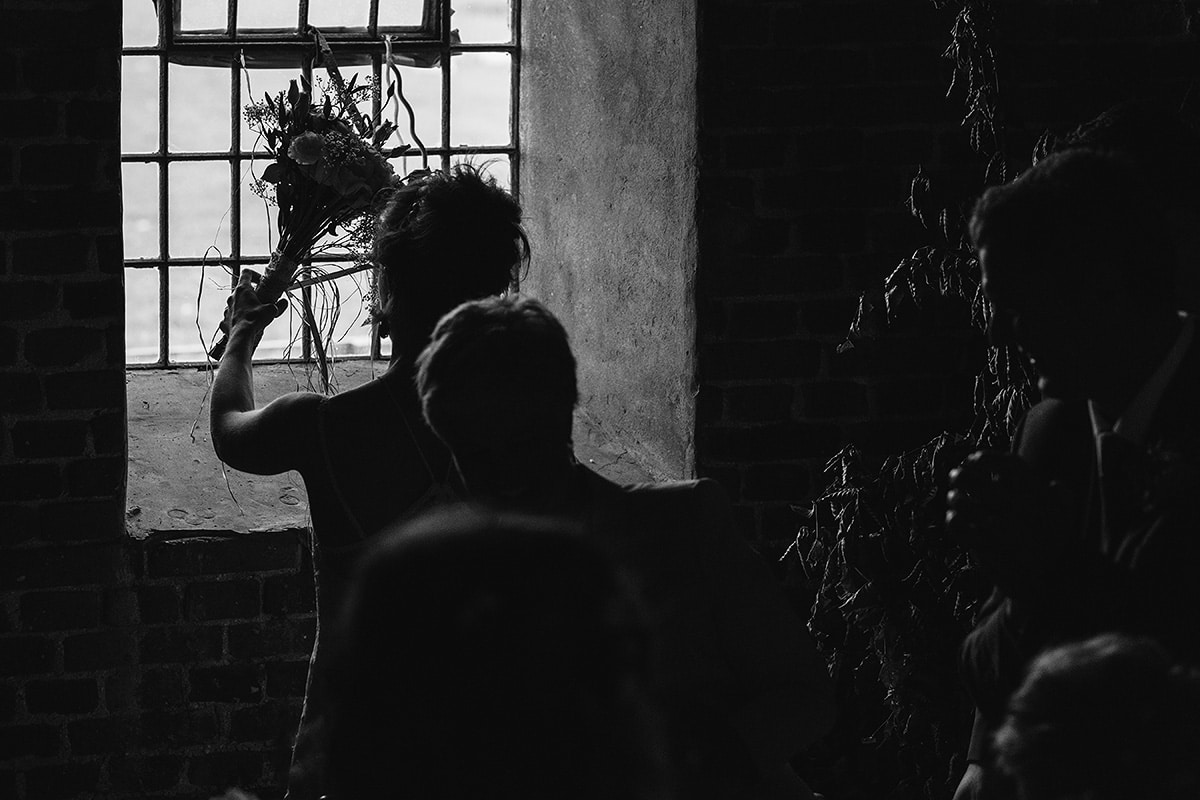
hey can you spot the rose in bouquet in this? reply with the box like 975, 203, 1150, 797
208, 70, 407, 359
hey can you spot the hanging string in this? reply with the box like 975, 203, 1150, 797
384, 34, 429, 170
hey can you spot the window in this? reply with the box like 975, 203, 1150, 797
122, 0, 518, 367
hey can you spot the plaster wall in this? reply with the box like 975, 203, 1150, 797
520, 0, 699, 480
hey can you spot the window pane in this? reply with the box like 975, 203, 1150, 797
126, 267, 160, 363
123, 0, 159, 47
450, 51, 510, 146
122, 56, 160, 153
168, 161, 232, 259
383, 63, 442, 150
123, 162, 160, 259
450, 154, 509, 191
310, 0, 368, 30
453, 0, 511, 44
169, 266, 233, 362
240, 66, 305, 152
240, 165, 278, 257
237, 0, 298, 31
169, 63, 232, 153
380, 0, 427, 28
178, 0, 227, 33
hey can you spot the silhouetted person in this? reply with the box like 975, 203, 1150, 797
992, 635, 1200, 800
415, 294, 836, 800
324, 505, 672, 800
946, 149, 1200, 798
209, 165, 529, 800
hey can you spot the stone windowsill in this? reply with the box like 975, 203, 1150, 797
126, 361, 655, 538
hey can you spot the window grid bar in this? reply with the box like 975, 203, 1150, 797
299, 0, 310, 31
440, 0, 451, 167
122, 143, 516, 164
227, 0, 237, 38
230, 54, 242, 291
369, 0, 380, 39
158, 0, 172, 367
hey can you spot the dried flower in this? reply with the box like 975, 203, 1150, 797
288, 132, 325, 165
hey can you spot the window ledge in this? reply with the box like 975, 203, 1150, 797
127, 361, 655, 539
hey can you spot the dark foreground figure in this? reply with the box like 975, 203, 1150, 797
415, 294, 836, 799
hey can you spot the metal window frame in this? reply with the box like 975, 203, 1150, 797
123, 0, 520, 368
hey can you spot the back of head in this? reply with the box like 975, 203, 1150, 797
325, 505, 667, 800
970, 148, 1175, 308
993, 634, 1200, 800
375, 164, 530, 352
416, 294, 579, 448
1056, 100, 1200, 212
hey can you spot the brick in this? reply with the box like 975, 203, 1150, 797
0, 371, 42, 412
0, 144, 12, 186
0, 543, 125, 588
723, 133, 792, 170
700, 340, 822, 381
21, 48, 118, 94
63, 280, 123, 320
696, 384, 723, 425
705, 212, 791, 257
0, 280, 56, 320
20, 591, 102, 632
108, 755, 184, 793
0, 724, 61, 758
137, 585, 181, 624
1, 188, 121, 232
63, 459, 124, 499
873, 45, 946, 85
802, 381, 869, 419
702, 422, 843, 463
24, 326, 105, 366
794, 129, 865, 167
11, 235, 92, 275
137, 708, 220, 749
699, 175, 756, 211
24, 763, 102, 800
26, 678, 99, 714
744, 463, 812, 502
189, 664, 264, 703
725, 385, 795, 423
873, 377, 948, 419
96, 233, 123, 274
801, 295, 860, 336
761, 503, 807, 544
796, 211, 867, 254
0, 635, 56, 676
185, 580, 261, 622
0, 504, 38, 546
705, 255, 845, 296
188, 751, 267, 791
66, 98, 121, 140
90, 411, 123, 455
227, 619, 315, 660
230, 701, 302, 744
140, 625, 224, 664
7, 97, 60, 138
695, 464, 742, 502
0, 328, 17, 366
265, 660, 309, 699
20, 143, 100, 187
0, 685, 14, 721
262, 574, 316, 616
139, 666, 186, 709
38, 498, 122, 541
145, 532, 303, 578
725, 300, 800, 339
9, 419, 89, 458
63, 631, 133, 671
864, 130, 936, 166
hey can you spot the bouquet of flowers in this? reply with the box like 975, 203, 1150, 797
208, 62, 414, 360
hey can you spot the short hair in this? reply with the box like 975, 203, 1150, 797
375, 163, 530, 331
993, 634, 1200, 800
415, 294, 579, 444
325, 505, 665, 800
1056, 100, 1200, 211
970, 148, 1175, 305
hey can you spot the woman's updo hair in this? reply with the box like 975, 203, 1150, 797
374, 163, 529, 326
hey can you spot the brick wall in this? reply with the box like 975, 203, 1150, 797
695, 0, 1197, 548
0, 4, 316, 798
